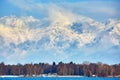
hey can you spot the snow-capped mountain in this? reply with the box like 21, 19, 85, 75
0, 13, 120, 64
0, 15, 120, 50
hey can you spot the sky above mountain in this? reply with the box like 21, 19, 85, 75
0, 0, 120, 64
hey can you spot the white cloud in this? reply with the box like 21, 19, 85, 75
66, 2, 118, 16
47, 5, 77, 26
9, 0, 37, 11
8, 0, 118, 16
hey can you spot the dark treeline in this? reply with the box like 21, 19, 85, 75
0, 62, 120, 77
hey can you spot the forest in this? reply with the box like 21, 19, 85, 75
0, 62, 120, 77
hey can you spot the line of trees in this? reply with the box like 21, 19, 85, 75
0, 62, 120, 77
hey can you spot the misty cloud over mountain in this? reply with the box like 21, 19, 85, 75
0, 11, 120, 64
0, 0, 120, 64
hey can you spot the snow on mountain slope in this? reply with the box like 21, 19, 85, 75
0, 15, 120, 49
0, 13, 120, 63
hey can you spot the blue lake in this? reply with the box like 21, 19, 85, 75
0, 77, 120, 80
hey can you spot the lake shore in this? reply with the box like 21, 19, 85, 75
0, 75, 120, 78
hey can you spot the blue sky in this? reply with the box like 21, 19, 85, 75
0, 0, 120, 22
0, 0, 120, 64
